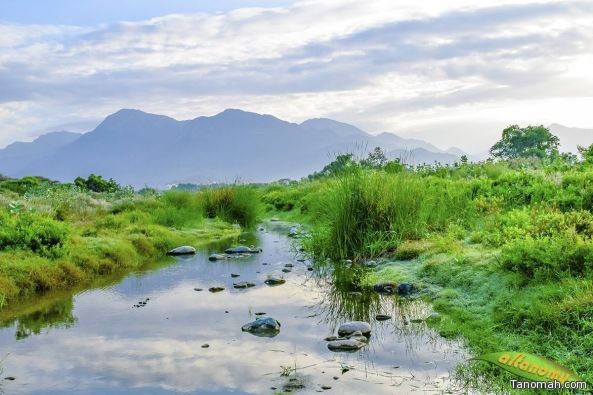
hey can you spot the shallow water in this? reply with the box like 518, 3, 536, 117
0, 223, 467, 394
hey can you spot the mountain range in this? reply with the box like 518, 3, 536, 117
2, 109, 590, 187
0, 109, 466, 187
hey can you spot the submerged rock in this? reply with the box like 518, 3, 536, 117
241, 317, 281, 337
397, 283, 414, 296
373, 282, 396, 294
327, 338, 366, 352
233, 281, 256, 289
337, 321, 371, 337
288, 226, 299, 237
167, 246, 196, 255
264, 277, 286, 286
208, 253, 228, 261
225, 246, 261, 254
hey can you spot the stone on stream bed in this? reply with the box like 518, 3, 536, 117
167, 246, 196, 255
373, 282, 396, 294
327, 338, 367, 352
233, 281, 256, 289
264, 277, 286, 286
208, 253, 228, 261
375, 314, 392, 321
337, 321, 371, 337
241, 317, 281, 337
397, 282, 415, 296
225, 246, 262, 254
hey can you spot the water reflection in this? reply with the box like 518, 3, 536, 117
0, 298, 75, 341
0, 224, 467, 394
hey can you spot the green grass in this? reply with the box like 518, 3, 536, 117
0, 182, 261, 307
260, 161, 593, 393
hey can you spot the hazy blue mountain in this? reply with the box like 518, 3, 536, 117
548, 124, 593, 154
0, 131, 81, 176
0, 109, 464, 186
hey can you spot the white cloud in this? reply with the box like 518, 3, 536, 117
0, 0, 592, 151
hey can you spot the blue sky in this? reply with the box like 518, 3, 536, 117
1, 0, 592, 152
0, 0, 291, 25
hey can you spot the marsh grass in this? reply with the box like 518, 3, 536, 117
305, 170, 474, 260
0, 184, 260, 307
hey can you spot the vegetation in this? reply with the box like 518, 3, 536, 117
0, 176, 261, 307
260, 126, 593, 392
2, 123, 592, 392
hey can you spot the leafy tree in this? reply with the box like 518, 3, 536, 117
489, 125, 559, 160
577, 144, 593, 165
361, 147, 388, 169
74, 174, 120, 193
308, 154, 357, 179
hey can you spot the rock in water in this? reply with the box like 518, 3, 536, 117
233, 281, 256, 289
241, 317, 281, 337
167, 246, 196, 255
375, 314, 392, 321
327, 338, 366, 351
337, 321, 371, 337
397, 283, 414, 296
373, 282, 396, 294
288, 226, 299, 237
264, 277, 286, 286
208, 253, 228, 261
225, 246, 261, 254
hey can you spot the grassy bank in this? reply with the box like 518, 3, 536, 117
0, 179, 261, 308
260, 159, 593, 392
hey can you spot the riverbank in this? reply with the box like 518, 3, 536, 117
0, 182, 259, 308
260, 163, 593, 393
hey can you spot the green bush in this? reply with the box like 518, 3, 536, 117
500, 231, 593, 280
0, 211, 70, 257
200, 186, 260, 228
307, 170, 474, 260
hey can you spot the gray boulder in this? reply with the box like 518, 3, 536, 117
264, 277, 286, 286
167, 246, 196, 255
327, 338, 366, 352
337, 321, 371, 337
241, 317, 281, 337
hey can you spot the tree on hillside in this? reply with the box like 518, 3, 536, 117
361, 147, 388, 169
308, 154, 357, 179
74, 174, 120, 193
489, 125, 559, 160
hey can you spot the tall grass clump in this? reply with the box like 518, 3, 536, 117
200, 186, 260, 228
307, 170, 474, 260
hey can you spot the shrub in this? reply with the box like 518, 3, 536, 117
0, 211, 70, 257
500, 231, 593, 280
200, 186, 259, 228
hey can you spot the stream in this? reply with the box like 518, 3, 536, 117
0, 222, 467, 394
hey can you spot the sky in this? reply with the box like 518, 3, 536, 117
1, 0, 592, 153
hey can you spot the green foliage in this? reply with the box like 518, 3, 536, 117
200, 186, 260, 228
74, 174, 121, 193
0, 211, 70, 257
306, 170, 474, 260
360, 146, 388, 169
308, 153, 358, 180
489, 124, 559, 160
